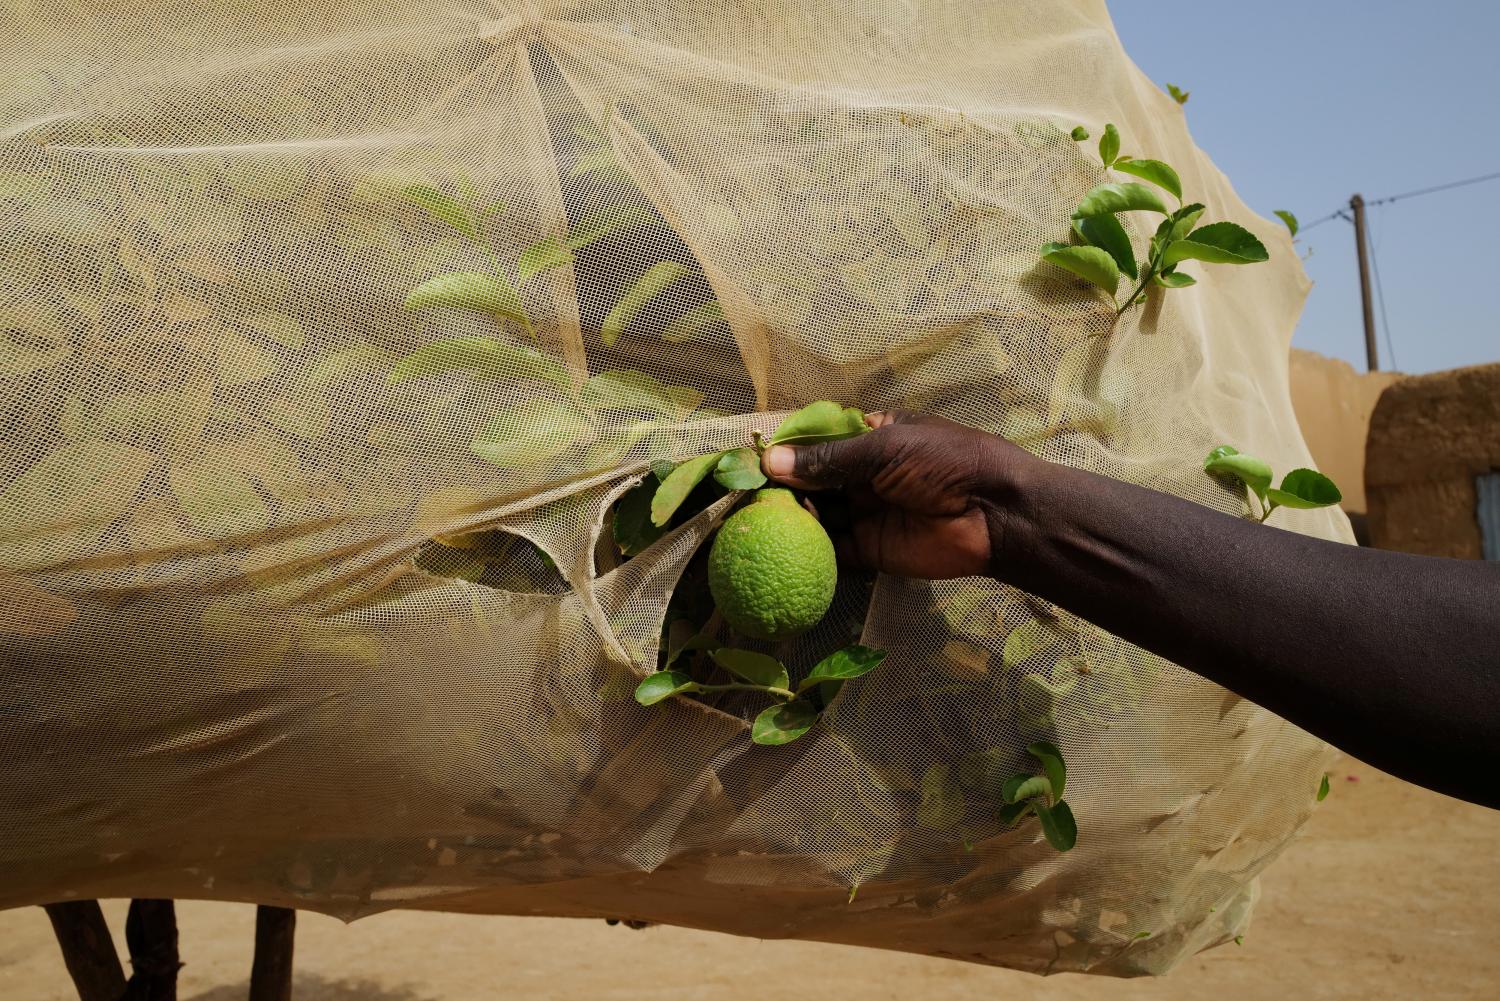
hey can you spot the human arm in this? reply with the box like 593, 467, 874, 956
762, 411, 1500, 808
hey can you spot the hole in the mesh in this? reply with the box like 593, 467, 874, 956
413, 529, 570, 595
602, 470, 878, 725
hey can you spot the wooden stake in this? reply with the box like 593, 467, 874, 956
43, 901, 127, 1001
249, 906, 296, 1001
122, 899, 181, 1000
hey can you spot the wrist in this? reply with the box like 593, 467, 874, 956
974, 440, 1054, 583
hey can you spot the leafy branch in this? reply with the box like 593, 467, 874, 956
397, 183, 698, 348
1040, 123, 1269, 322
1203, 445, 1342, 523
997, 740, 1078, 851
635, 642, 887, 745
625, 402, 884, 746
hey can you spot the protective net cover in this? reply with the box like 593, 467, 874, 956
0, 0, 1344, 976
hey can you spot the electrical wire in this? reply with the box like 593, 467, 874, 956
1301, 167, 1500, 230
1367, 168, 1500, 207
1301, 208, 1350, 232
1295, 169, 1498, 371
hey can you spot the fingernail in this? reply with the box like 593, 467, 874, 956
763, 445, 794, 478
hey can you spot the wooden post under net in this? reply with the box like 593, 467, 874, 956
121, 899, 182, 1000
43, 900, 127, 1001
249, 906, 297, 1001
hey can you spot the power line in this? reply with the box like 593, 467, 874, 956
1367, 168, 1500, 207
1365, 209, 1399, 371
1301, 208, 1350, 232
1302, 167, 1500, 230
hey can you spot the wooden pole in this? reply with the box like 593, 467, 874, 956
43, 901, 127, 1001
122, 899, 181, 1000
249, 906, 297, 1001
1350, 193, 1380, 371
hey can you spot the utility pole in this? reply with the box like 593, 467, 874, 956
1349, 193, 1380, 371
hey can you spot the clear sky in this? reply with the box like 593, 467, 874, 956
1110, 1, 1500, 375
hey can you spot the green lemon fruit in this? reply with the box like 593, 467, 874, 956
708, 488, 837, 641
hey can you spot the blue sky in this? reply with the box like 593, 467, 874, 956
1110, 1, 1500, 374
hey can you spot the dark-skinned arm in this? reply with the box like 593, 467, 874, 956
762, 411, 1500, 809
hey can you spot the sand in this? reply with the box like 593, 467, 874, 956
3, 759, 1496, 1000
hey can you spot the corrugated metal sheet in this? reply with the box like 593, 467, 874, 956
1477, 472, 1500, 561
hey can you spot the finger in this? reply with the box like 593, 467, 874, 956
761, 429, 893, 491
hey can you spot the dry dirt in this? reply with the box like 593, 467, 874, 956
2, 760, 1496, 1001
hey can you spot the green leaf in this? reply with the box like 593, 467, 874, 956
1027, 740, 1067, 802
389, 336, 569, 389
239, 312, 304, 349
565, 204, 656, 250
1003, 774, 1053, 804
650, 451, 724, 527
600, 261, 688, 347
1317, 772, 1331, 802
1151, 203, 1206, 260
470, 400, 593, 468
666, 631, 718, 668
1166, 83, 1190, 105
1073, 215, 1138, 279
1274, 210, 1299, 238
662, 301, 725, 343
404, 271, 527, 325
399, 186, 478, 239
767, 401, 870, 447
1072, 182, 1169, 219
711, 648, 790, 690
168, 462, 271, 538
570, 147, 623, 179
1098, 123, 1120, 167
1167, 203, 1206, 242
1035, 799, 1078, 851
917, 764, 967, 830
1003, 617, 1054, 669
582, 369, 702, 418
0, 441, 155, 571
1039, 243, 1120, 296
1070, 125, 1089, 141
612, 477, 666, 557
214, 331, 280, 386
1162, 222, 1269, 266
1203, 445, 1273, 502
635, 670, 695, 706
998, 800, 1035, 826
518, 238, 574, 282
752, 699, 819, 745
1112, 158, 1182, 201
1154, 271, 1197, 288
305, 343, 398, 385
1266, 468, 1342, 509
1234, 934, 1244, 947
799, 645, 888, 693
714, 448, 768, 490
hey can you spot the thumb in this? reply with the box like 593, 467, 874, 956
761, 431, 891, 491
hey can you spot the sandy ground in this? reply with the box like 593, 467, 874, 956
2, 760, 1496, 1001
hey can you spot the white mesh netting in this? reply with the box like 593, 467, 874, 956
1, 0, 1345, 976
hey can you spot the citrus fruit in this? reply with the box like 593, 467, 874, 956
707, 488, 837, 641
